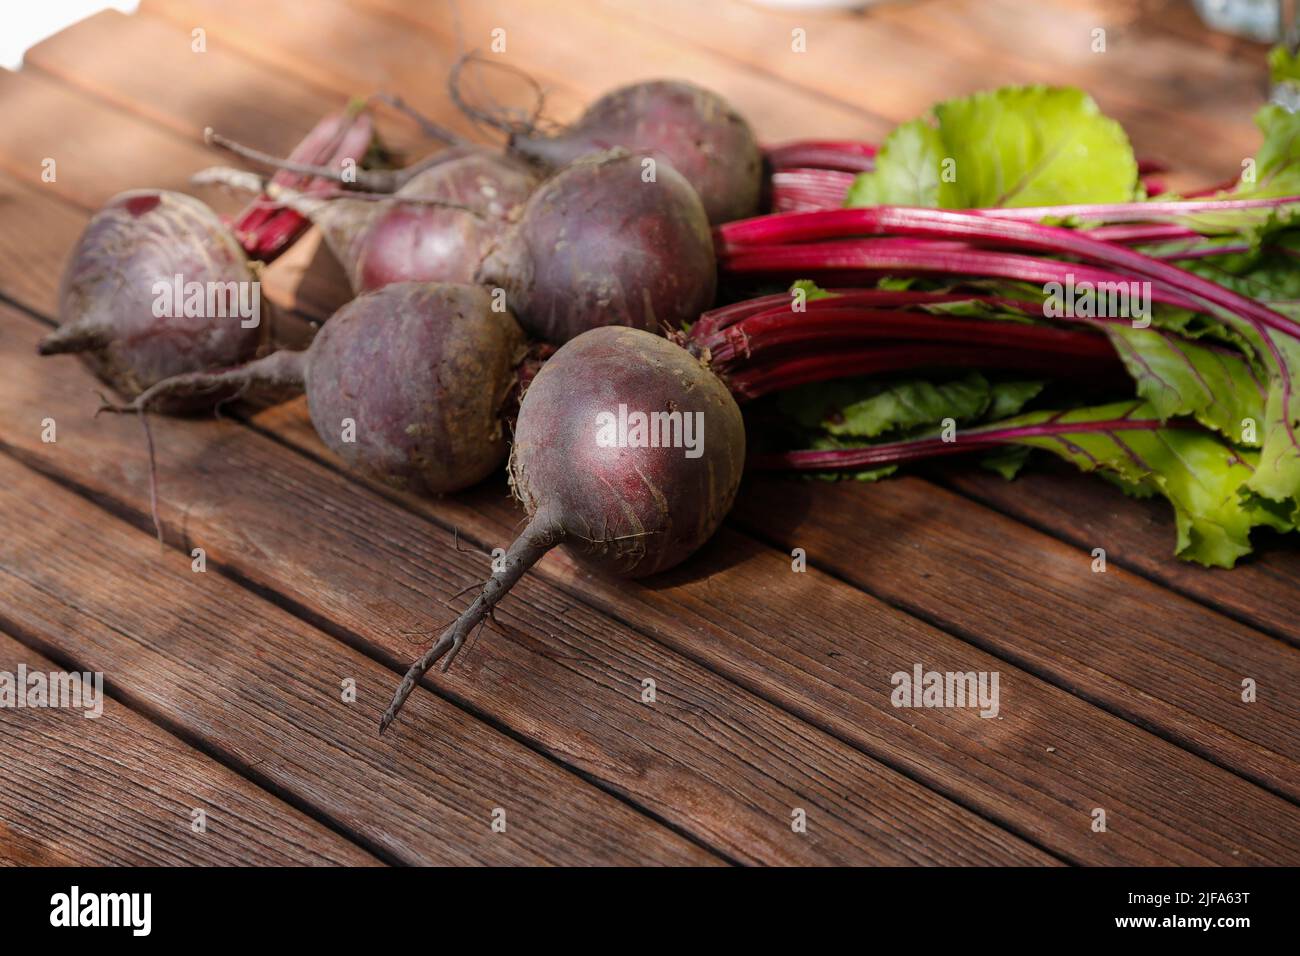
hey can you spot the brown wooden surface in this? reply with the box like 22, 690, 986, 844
1, 0, 1298, 865
0, 632, 381, 866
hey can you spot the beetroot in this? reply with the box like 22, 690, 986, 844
38, 190, 268, 412
124, 282, 527, 495
205, 147, 717, 346
507, 80, 762, 225
202, 149, 540, 295
476, 150, 717, 344
349, 151, 539, 291
380, 326, 745, 731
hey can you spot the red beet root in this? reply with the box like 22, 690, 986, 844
120, 282, 527, 495
380, 326, 745, 731
476, 150, 717, 344
352, 151, 540, 291
509, 79, 762, 224
39, 190, 268, 412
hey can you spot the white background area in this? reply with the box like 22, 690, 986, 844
1, 1, 140, 70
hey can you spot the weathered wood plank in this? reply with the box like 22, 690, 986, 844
1, 301, 1047, 866
942, 460, 1300, 646
24, 9, 423, 164
140, 0, 588, 132
0, 67, 237, 212
148, 0, 883, 143
874, 0, 1263, 177
262, 404, 1300, 864
590, 0, 1010, 123
1056, 0, 1267, 64
730, 475, 1300, 800
0, 631, 380, 866
0, 177, 83, 316
0, 448, 713, 865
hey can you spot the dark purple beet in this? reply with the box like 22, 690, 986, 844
380, 326, 745, 731
271, 150, 539, 294
510, 79, 762, 224
306, 282, 525, 493
476, 150, 717, 345
39, 190, 267, 411
354, 151, 539, 291
122, 282, 527, 494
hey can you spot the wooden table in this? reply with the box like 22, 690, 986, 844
0, 0, 1297, 866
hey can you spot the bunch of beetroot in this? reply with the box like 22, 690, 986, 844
42, 68, 1296, 731
41, 76, 777, 730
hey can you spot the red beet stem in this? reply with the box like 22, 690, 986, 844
720, 239, 1206, 313
692, 288, 1041, 343
702, 306, 1115, 369
726, 341, 1125, 400
750, 408, 1196, 469
770, 168, 856, 213
232, 101, 377, 261
765, 140, 877, 172
717, 206, 1300, 338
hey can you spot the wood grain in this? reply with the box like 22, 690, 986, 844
873, 0, 1263, 179
0, 631, 381, 866
0, 68, 239, 212
0, 448, 713, 865
595, 0, 1250, 183
730, 475, 1300, 800
140, 0, 588, 134
24, 10, 424, 164
0, 299, 1048, 865
141, 0, 885, 149
257, 397, 1300, 864
2, 268, 1293, 862
5, 0, 1298, 867
942, 459, 1300, 646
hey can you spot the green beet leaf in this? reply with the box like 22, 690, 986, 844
985, 402, 1290, 567
845, 86, 1140, 210
1101, 322, 1266, 445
